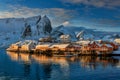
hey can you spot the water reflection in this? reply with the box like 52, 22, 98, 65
6, 51, 120, 69
32, 55, 69, 68
79, 56, 119, 69
6, 51, 120, 80
7, 51, 31, 63
7, 52, 31, 77
6, 51, 20, 61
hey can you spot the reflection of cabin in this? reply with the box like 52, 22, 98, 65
19, 40, 37, 51
19, 53, 30, 62
6, 51, 19, 61
7, 51, 31, 62
60, 35, 71, 43
32, 55, 69, 67
32, 55, 51, 64
80, 56, 98, 69
99, 44, 113, 54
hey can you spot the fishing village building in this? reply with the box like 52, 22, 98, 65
7, 39, 119, 56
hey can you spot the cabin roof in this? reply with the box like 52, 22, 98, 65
97, 44, 102, 47
72, 44, 81, 47
106, 44, 113, 48
89, 41, 95, 44
15, 41, 22, 45
18, 40, 37, 46
76, 40, 90, 45
101, 44, 113, 48
36, 43, 52, 47
50, 43, 70, 48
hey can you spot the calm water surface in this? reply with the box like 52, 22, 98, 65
0, 49, 120, 80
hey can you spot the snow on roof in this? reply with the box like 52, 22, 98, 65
95, 40, 102, 43
50, 43, 70, 48
17, 40, 37, 46
76, 40, 90, 45
105, 44, 113, 48
89, 41, 95, 44
97, 44, 102, 47
11, 41, 23, 47
36, 43, 52, 47
89, 41, 102, 46
72, 44, 81, 47
14, 41, 22, 45
22, 40, 31, 44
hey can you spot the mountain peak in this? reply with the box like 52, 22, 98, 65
42, 15, 50, 22
37, 15, 52, 34
43, 15, 47, 18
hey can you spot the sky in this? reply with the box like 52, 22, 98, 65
0, 0, 120, 32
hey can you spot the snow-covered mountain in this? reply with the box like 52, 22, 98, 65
0, 15, 120, 48
51, 25, 77, 41
76, 30, 94, 40
0, 15, 52, 48
51, 25, 120, 41
0, 15, 40, 32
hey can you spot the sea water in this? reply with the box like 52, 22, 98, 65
0, 49, 120, 80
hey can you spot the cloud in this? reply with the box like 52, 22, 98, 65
61, 0, 120, 9
0, 5, 40, 18
62, 21, 70, 26
0, 5, 77, 26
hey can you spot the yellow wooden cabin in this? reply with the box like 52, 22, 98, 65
35, 43, 52, 51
